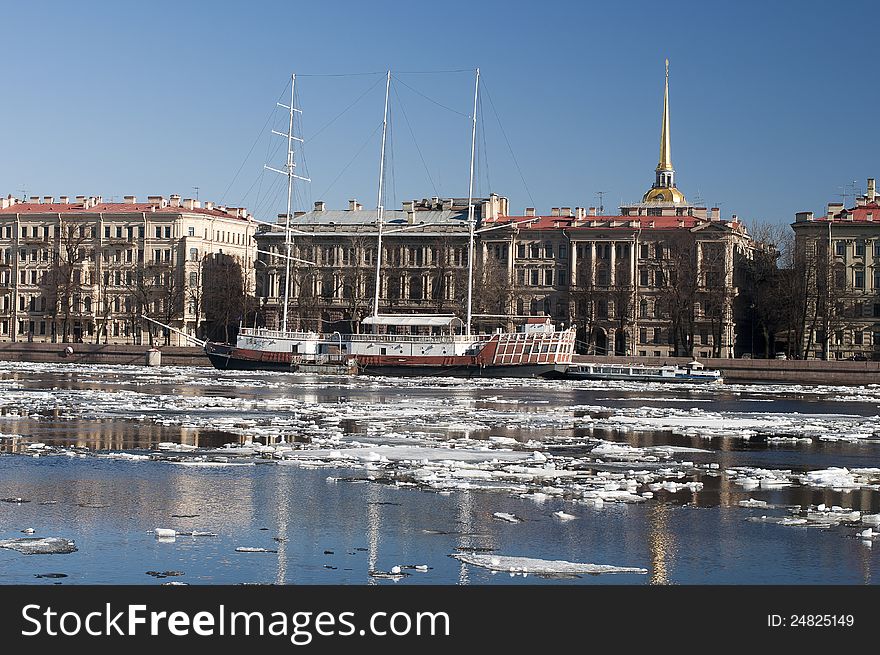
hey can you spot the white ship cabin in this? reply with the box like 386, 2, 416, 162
350, 314, 487, 357
361, 314, 466, 336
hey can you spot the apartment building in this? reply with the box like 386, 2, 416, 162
0, 194, 255, 345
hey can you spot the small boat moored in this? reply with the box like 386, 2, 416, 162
558, 359, 723, 383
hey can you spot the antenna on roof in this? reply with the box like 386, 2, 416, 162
193, 186, 199, 202
17, 187, 26, 201
595, 191, 605, 215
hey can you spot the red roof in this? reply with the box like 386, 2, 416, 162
820, 202, 880, 223
0, 201, 250, 220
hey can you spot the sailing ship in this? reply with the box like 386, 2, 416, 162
205, 70, 576, 377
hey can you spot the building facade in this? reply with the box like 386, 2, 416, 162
791, 178, 880, 360
0, 194, 255, 345
254, 195, 508, 332
479, 60, 755, 358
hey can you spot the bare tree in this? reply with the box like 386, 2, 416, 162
41, 223, 92, 343
202, 253, 248, 343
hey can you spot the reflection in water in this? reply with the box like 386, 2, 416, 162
367, 485, 380, 585
456, 491, 474, 585
648, 504, 675, 585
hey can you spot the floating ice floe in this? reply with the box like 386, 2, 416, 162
492, 512, 522, 523
552, 511, 577, 521
451, 553, 647, 576
235, 547, 277, 553
0, 537, 77, 555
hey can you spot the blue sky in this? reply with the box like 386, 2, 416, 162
1, 0, 878, 227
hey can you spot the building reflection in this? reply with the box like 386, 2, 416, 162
648, 503, 675, 585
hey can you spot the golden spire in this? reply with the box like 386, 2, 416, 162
658, 58, 672, 172
642, 58, 685, 204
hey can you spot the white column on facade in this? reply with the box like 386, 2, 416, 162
610, 240, 617, 286
590, 241, 597, 285
570, 241, 578, 286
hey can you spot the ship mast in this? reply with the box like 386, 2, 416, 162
265, 73, 309, 333
372, 70, 392, 318
465, 68, 480, 337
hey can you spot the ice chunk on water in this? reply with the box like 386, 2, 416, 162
452, 553, 647, 575
552, 511, 577, 521
492, 512, 522, 523
0, 537, 77, 555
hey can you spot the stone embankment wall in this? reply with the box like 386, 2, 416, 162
0, 342, 210, 367
0, 343, 877, 385
572, 354, 880, 385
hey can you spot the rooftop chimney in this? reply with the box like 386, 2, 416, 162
314, 201, 325, 212
524, 207, 536, 217
147, 195, 166, 207
575, 207, 586, 219
123, 195, 137, 204
550, 207, 560, 217
710, 207, 720, 220
205, 201, 214, 211
868, 178, 876, 203
169, 194, 181, 208
183, 198, 196, 210
30, 196, 40, 204
795, 211, 814, 222
59, 196, 69, 204
827, 202, 843, 219
561, 207, 572, 217
348, 199, 358, 211
588, 207, 597, 216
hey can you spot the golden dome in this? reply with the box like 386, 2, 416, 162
643, 186, 686, 204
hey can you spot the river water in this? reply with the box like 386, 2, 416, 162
0, 361, 878, 585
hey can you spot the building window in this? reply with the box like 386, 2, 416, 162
188, 227, 195, 237
190, 248, 199, 261
639, 268, 649, 286
856, 240, 866, 256
155, 226, 162, 238
164, 226, 171, 239
544, 242, 553, 258
558, 270, 567, 286
517, 244, 526, 259
530, 244, 540, 258
836, 241, 846, 256
639, 327, 647, 344
115, 226, 123, 238
543, 298, 551, 315
104, 226, 111, 238
530, 270, 539, 286
854, 330, 864, 345
544, 269, 554, 286
639, 244, 649, 259
653, 327, 662, 344
855, 270, 865, 289
558, 244, 567, 259
639, 299, 648, 318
